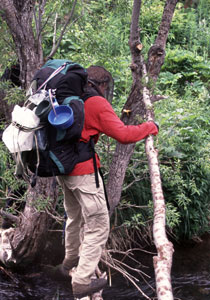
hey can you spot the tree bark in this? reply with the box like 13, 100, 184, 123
107, 0, 145, 216
0, 0, 43, 88
107, 0, 178, 298
12, 177, 58, 264
107, 0, 178, 220
0, 177, 58, 266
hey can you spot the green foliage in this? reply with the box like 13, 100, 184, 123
116, 83, 210, 240
157, 49, 210, 96
154, 86, 210, 239
0, 20, 17, 75
0, 83, 26, 211
148, 200, 181, 230
168, 1, 210, 58
123, 212, 146, 229
34, 196, 51, 212
0, 142, 26, 208
140, 0, 165, 53
1, 83, 26, 105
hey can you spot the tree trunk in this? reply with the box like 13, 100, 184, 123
0, 177, 58, 266
107, 0, 178, 298
0, 0, 43, 88
107, 0, 178, 213
107, 0, 146, 215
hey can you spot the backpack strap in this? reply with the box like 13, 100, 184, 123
90, 137, 100, 188
89, 138, 110, 211
35, 62, 70, 94
99, 168, 110, 211
62, 95, 80, 104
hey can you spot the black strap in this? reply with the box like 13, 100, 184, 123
90, 137, 99, 188
89, 137, 109, 210
99, 168, 110, 211
35, 62, 70, 94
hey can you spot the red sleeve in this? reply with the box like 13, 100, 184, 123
85, 96, 158, 144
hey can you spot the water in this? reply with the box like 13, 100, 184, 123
1, 235, 210, 300
0, 269, 155, 300
53, 113, 71, 125
1, 268, 210, 300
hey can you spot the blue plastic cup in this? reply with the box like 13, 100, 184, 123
48, 100, 74, 130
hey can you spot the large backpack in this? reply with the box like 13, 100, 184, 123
12, 59, 95, 186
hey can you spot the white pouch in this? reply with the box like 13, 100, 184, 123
12, 105, 40, 128
2, 124, 34, 153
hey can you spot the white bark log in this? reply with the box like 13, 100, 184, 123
146, 136, 174, 300
142, 62, 174, 300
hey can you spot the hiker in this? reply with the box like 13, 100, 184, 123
56, 65, 159, 298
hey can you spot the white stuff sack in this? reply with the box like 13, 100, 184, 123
2, 124, 34, 153
12, 105, 40, 128
2, 105, 40, 153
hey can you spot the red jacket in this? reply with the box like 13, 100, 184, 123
70, 96, 158, 176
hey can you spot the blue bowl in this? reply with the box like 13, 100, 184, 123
48, 105, 74, 129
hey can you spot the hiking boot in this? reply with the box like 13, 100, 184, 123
45, 257, 79, 280
62, 257, 79, 272
54, 264, 71, 278
72, 278, 107, 298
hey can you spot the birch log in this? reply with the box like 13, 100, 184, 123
146, 135, 174, 300
142, 61, 174, 299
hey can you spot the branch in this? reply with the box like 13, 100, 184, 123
45, 207, 64, 224
0, 208, 19, 225
151, 95, 168, 103
155, 0, 179, 47
101, 252, 152, 300
128, 0, 142, 82
33, 0, 47, 38
33, 0, 50, 63
52, 13, 58, 48
147, 0, 178, 82
47, 0, 78, 59
129, 0, 142, 48
0, 266, 19, 283
118, 203, 148, 210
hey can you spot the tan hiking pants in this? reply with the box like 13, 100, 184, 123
57, 173, 110, 285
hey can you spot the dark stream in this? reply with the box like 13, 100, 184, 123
1, 234, 210, 300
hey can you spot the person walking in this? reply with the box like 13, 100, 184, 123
57, 65, 159, 299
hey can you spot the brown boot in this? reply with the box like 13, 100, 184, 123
62, 257, 79, 272
72, 278, 107, 298
46, 257, 79, 280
